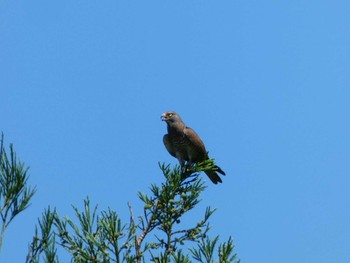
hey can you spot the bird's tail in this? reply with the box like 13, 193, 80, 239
205, 165, 225, 184
215, 165, 226, 176
204, 171, 221, 184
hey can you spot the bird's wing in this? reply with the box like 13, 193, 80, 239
183, 127, 207, 154
163, 134, 176, 158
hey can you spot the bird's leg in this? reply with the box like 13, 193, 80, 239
180, 161, 197, 181
180, 162, 201, 185
175, 156, 187, 172
177, 159, 190, 180
185, 161, 196, 172
177, 157, 185, 171
176, 157, 188, 178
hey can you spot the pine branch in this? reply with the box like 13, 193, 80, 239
0, 133, 36, 254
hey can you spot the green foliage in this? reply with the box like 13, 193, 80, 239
0, 133, 238, 262
27, 161, 239, 262
190, 236, 239, 263
138, 163, 212, 256
26, 208, 58, 263
0, 133, 36, 254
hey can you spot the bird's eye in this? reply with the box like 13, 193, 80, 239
168, 113, 173, 117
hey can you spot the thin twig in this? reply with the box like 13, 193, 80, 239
127, 202, 136, 249
137, 200, 159, 247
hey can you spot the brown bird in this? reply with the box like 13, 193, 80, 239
161, 111, 225, 184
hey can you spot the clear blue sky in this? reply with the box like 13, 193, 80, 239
1, 1, 349, 262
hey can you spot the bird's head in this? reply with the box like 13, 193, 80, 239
161, 111, 183, 126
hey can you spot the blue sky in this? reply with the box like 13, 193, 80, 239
1, 1, 350, 262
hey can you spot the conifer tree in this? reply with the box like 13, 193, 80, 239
27, 162, 239, 263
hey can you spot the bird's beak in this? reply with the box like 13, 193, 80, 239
161, 113, 166, 121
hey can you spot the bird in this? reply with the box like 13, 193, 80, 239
161, 111, 225, 184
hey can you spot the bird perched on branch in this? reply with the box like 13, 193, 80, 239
161, 111, 225, 184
